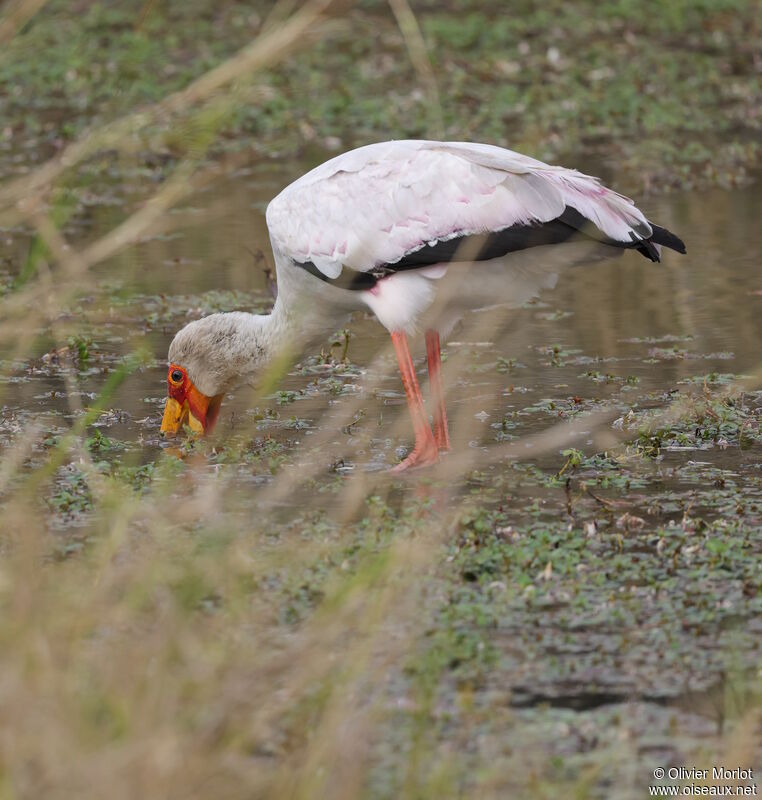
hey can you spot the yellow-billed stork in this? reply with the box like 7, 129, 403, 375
160, 140, 686, 470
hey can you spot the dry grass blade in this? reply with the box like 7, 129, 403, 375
388, 0, 444, 138
0, 0, 49, 44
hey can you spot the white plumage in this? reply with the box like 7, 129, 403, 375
163, 140, 685, 470
266, 140, 652, 278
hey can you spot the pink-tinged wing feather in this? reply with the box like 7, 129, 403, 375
265, 140, 652, 279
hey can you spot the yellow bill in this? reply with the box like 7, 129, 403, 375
160, 397, 204, 436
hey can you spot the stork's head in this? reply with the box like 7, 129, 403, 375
160, 312, 265, 437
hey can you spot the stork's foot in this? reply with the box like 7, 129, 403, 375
390, 435, 439, 472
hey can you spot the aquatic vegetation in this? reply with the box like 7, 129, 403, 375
627, 388, 762, 456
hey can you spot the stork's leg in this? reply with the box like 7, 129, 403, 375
425, 329, 451, 451
390, 331, 438, 472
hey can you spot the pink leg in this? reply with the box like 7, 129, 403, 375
390, 331, 439, 472
425, 329, 451, 451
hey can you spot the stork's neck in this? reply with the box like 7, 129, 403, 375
169, 268, 339, 398
240, 299, 292, 367
245, 275, 336, 369
267, 248, 348, 346
191, 247, 354, 395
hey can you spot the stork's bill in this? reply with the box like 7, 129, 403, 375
160, 365, 222, 436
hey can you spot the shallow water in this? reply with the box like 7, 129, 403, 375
3, 160, 762, 469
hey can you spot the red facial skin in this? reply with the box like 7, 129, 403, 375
165, 365, 222, 434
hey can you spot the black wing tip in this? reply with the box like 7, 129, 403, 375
649, 224, 687, 255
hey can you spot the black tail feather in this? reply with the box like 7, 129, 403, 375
633, 235, 661, 262
649, 224, 687, 255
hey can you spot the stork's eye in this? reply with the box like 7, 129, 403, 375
171, 369, 183, 383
